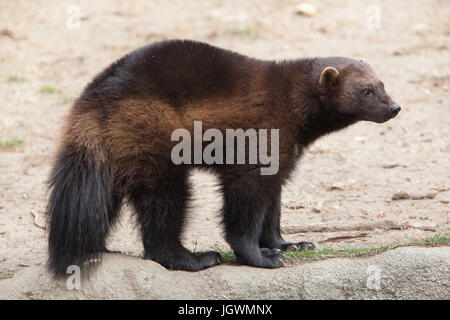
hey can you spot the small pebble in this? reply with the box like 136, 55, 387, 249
295, 3, 317, 17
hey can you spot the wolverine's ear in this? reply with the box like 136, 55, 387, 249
319, 67, 340, 87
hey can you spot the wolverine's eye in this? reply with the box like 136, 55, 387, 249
361, 88, 373, 97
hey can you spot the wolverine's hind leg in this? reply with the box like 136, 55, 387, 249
128, 169, 221, 271
103, 190, 126, 254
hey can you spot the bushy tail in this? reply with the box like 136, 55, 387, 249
47, 143, 113, 278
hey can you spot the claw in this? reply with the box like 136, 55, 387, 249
285, 244, 298, 252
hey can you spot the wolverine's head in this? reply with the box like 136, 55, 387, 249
315, 57, 401, 123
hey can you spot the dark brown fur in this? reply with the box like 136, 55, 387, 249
47, 40, 399, 277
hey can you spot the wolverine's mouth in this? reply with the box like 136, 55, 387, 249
362, 104, 401, 123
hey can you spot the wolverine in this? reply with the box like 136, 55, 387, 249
47, 40, 401, 277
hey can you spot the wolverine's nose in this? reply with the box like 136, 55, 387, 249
391, 104, 401, 116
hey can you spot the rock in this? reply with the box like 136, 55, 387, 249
0, 247, 448, 299
392, 191, 438, 201
294, 3, 317, 17
392, 192, 410, 200
382, 164, 400, 169
0, 29, 15, 38
30, 211, 46, 229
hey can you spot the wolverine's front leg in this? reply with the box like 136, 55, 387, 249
221, 177, 285, 268
259, 186, 315, 252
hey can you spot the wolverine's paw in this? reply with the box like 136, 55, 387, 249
259, 253, 285, 268
296, 241, 315, 251
260, 247, 281, 257
147, 249, 221, 272
193, 251, 222, 269
260, 248, 285, 268
238, 250, 285, 269
281, 241, 315, 252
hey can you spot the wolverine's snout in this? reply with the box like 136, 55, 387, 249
363, 102, 401, 123
390, 104, 401, 117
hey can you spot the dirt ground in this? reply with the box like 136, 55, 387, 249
0, 0, 449, 280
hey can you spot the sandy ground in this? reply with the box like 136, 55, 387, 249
0, 0, 449, 280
